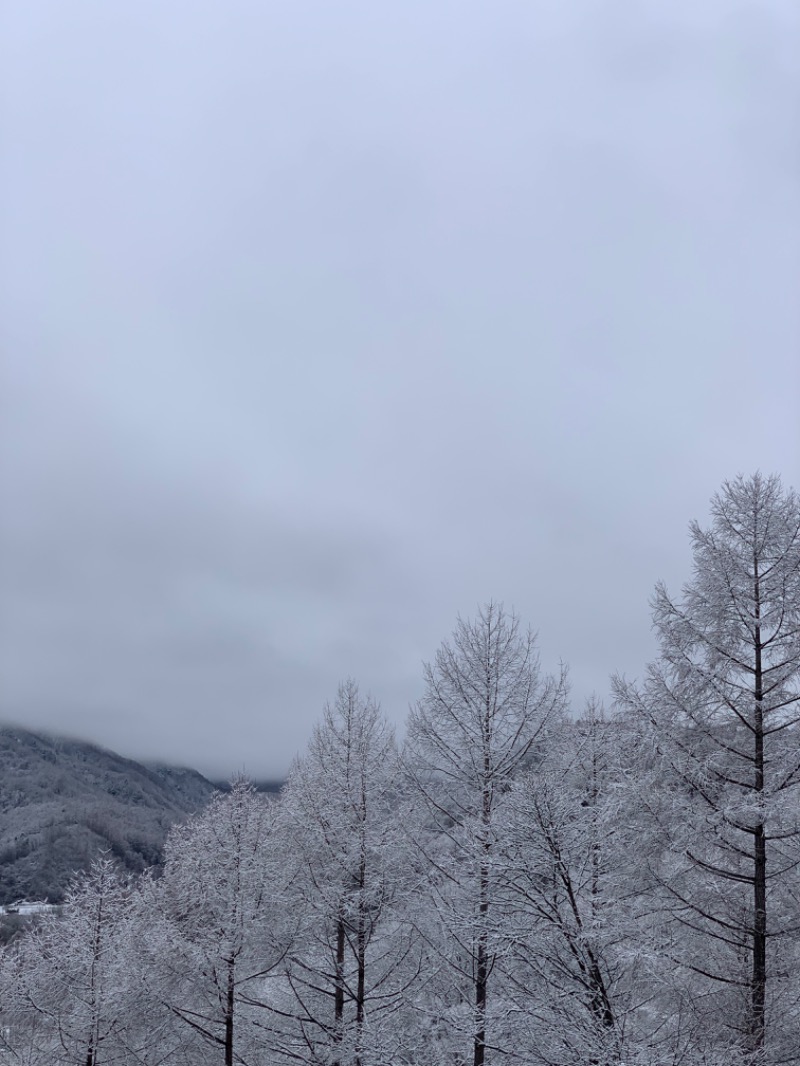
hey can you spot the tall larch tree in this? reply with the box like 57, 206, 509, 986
273, 680, 413, 1066
615, 473, 800, 1064
498, 700, 634, 1065
142, 780, 287, 1066
404, 602, 568, 1066
2, 859, 140, 1066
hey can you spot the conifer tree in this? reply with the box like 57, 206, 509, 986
2, 859, 140, 1066
615, 473, 800, 1064
143, 780, 286, 1066
405, 603, 567, 1066
274, 680, 414, 1066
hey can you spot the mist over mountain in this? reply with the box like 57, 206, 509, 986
0, 726, 218, 904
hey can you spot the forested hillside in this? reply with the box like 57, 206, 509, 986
1, 474, 798, 1066
0, 727, 216, 904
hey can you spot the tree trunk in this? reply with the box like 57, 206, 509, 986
225, 960, 235, 1066
355, 850, 367, 1066
333, 911, 346, 1064
474, 732, 491, 1066
473, 890, 488, 1066
751, 559, 766, 1059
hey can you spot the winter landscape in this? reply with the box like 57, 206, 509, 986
0, 474, 798, 1065
2, 2, 798, 1064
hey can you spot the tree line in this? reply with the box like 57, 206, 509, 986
1, 472, 798, 1066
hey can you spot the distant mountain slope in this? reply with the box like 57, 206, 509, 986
0, 726, 217, 904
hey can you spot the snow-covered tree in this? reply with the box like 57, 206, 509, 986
615, 473, 800, 1063
404, 602, 568, 1066
271, 680, 416, 1066
142, 780, 288, 1066
498, 698, 689, 1066
1, 859, 142, 1066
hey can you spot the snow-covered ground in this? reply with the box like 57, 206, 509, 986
0, 902, 58, 916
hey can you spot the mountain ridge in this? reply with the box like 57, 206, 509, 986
0, 725, 218, 904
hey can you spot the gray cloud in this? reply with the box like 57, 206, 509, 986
2, 1, 798, 777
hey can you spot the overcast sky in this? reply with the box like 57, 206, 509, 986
1, 1, 798, 779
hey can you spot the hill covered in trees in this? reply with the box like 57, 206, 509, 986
0, 726, 216, 904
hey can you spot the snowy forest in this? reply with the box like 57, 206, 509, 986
1, 472, 799, 1066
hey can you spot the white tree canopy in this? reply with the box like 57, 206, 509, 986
615, 473, 800, 1063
